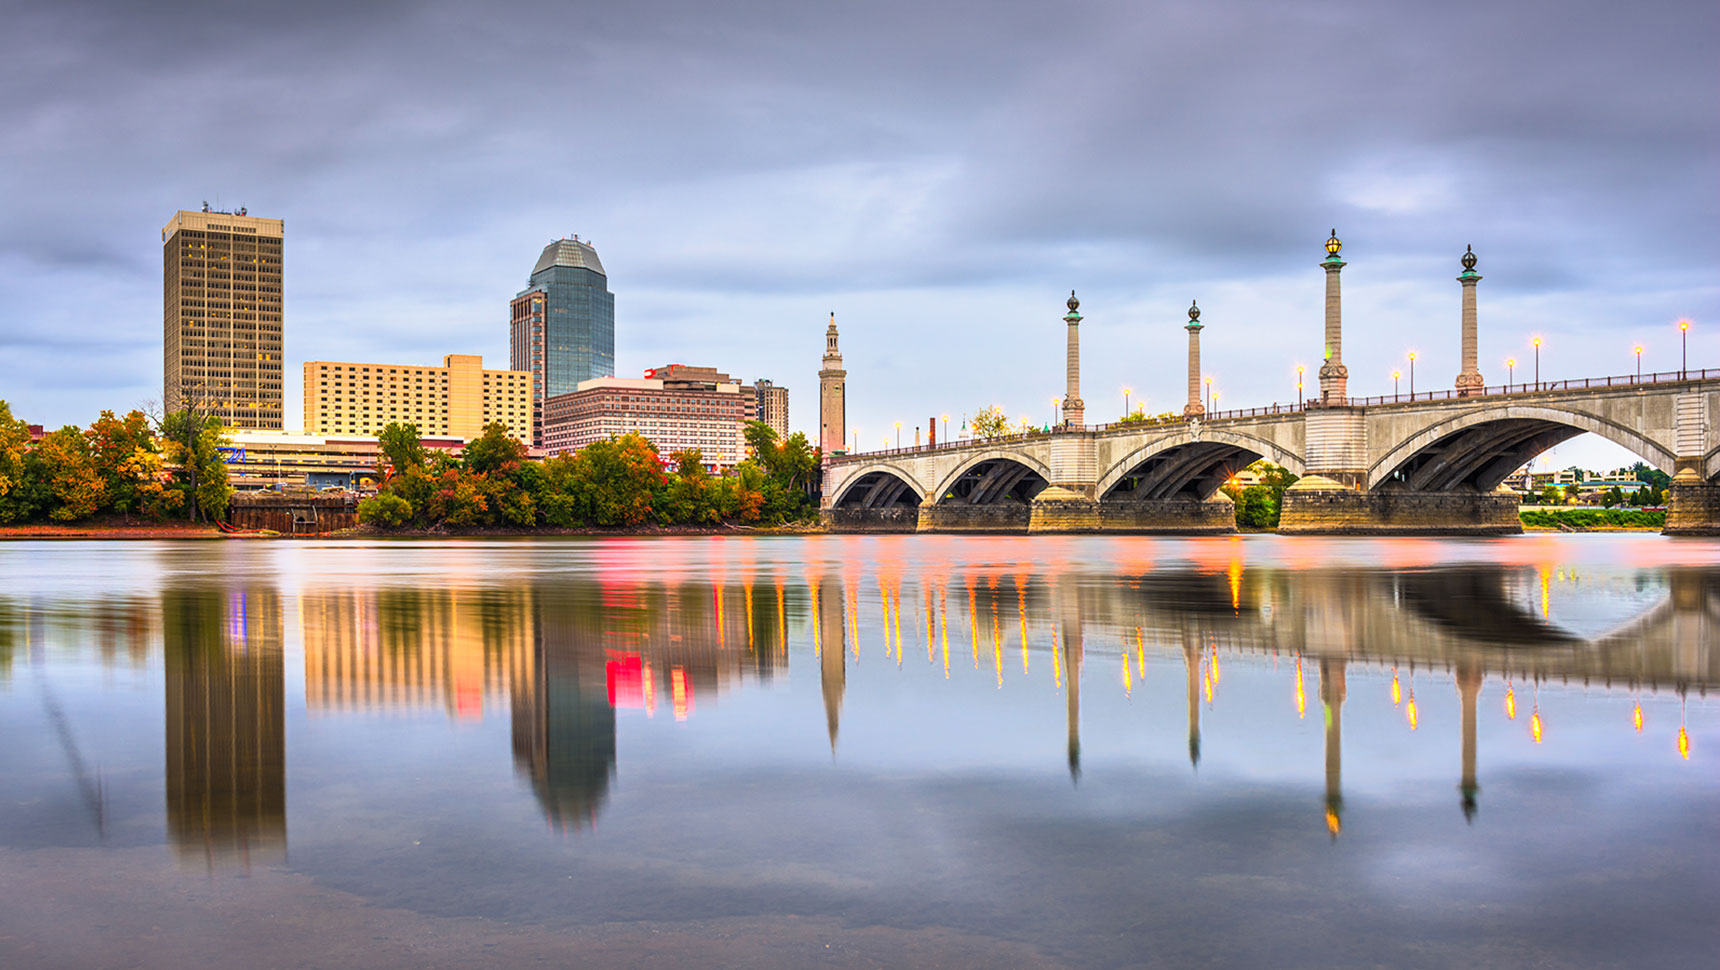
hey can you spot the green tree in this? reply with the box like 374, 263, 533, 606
971, 406, 1012, 440
358, 491, 413, 527
1539, 483, 1563, 506
0, 401, 35, 523
160, 410, 232, 522
462, 422, 527, 476
546, 433, 666, 527
30, 427, 104, 521
85, 410, 160, 517
378, 422, 429, 477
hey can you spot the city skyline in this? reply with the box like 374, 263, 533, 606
2, 0, 1714, 472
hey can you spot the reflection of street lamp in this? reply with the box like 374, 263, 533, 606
1296, 365, 1304, 408
1635, 345, 1644, 380
1533, 337, 1542, 388
894, 421, 901, 449
1407, 351, 1417, 397
1393, 369, 1401, 396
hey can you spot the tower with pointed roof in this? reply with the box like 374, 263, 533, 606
511, 236, 614, 447
819, 313, 846, 455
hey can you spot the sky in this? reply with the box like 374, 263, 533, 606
2, 0, 1715, 472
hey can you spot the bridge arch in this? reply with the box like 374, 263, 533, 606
1367, 404, 1677, 492
1097, 428, 1305, 501
829, 463, 928, 509
930, 450, 1055, 505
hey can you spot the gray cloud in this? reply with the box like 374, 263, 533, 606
0, 0, 1714, 467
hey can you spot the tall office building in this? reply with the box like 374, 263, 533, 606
163, 206, 284, 429
302, 354, 531, 444
511, 236, 614, 446
753, 379, 789, 439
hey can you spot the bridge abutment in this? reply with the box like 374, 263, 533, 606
1280, 484, 1520, 535
820, 507, 919, 533
1664, 473, 1720, 536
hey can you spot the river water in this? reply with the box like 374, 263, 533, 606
0, 535, 1715, 969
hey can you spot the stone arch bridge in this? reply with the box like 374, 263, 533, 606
822, 375, 1720, 535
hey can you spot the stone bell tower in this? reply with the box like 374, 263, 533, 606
819, 313, 846, 455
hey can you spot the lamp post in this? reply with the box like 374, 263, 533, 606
1205, 377, 1213, 413
941, 414, 949, 443
1533, 337, 1542, 388
1635, 345, 1643, 381
1123, 386, 1132, 417
1407, 351, 1416, 397
1051, 397, 1061, 428
1680, 319, 1690, 378
1296, 365, 1304, 408
894, 421, 901, 449
1211, 390, 1219, 413
852, 429, 858, 453
1393, 370, 1401, 396
1507, 358, 1515, 386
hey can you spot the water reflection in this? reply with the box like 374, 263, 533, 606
162, 588, 285, 870
1, 541, 1714, 853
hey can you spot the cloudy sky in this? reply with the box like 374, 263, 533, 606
2, 0, 1715, 469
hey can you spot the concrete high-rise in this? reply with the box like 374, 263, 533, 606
819, 314, 846, 454
511, 236, 614, 446
753, 379, 789, 439
162, 206, 284, 429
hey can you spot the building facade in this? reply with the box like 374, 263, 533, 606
819, 313, 846, 454
163, 206, 285, 429
753, 379, 789, 439
302, 354, 531, 444
511, 237, 614, 446
542, 365, 754, 465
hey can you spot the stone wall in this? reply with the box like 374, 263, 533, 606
1664, 483, 1720, 536
1279, 487, 1521, 535
821, 507, 920, 533
916, 503, 1032, 533
1098, 497, 1237, 534
229, 492, 361, 533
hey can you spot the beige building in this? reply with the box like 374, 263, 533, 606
302, 354, 531, 444
163, 207, 285, 429
753, 379, 789, 439
542, 365, 754, 465
819, 314, 846, 453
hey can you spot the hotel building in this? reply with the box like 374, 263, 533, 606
302, 354, 531, 444
542, 364, 755, 465
162, 206, 285, 429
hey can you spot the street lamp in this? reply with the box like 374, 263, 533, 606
1393, 369, 1401, 396
1407, 351, 1416, 397
1507, 358, 1516, 386
894, 421, 901, 449
1123, 386, 1132, 417
1212, 390, 1220, 413
1051, 397, 1061, 427
941, 414, 950, 443
1205, 376, 1213, 413
1635, 345, 1644, 381
1680, 319, 1690, 378
1296, 364, 1304, 408
1533, 337, 1542, 388
853, 429, 858, 453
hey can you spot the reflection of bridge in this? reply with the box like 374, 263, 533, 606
821, 234, 1720, 535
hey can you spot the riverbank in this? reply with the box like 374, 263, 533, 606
0, 518, 224, 539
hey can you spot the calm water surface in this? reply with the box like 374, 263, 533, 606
0, 535, 1715, 969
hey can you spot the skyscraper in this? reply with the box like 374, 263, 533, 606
163, 206, 285, 429
511, 236, 614, 446
753, 378, 789, 439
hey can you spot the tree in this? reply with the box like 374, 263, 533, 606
358, 491, 413, 527
971, 406, 1012, 440
545, 432, 666, 527
85, 410, 160, 518
1540, 483, 1563, 506
30, 427, 104, 521
160, 410, 232, 522
378, 422, 429, 477
0, 401, 35, 523
462, 422, 527, 476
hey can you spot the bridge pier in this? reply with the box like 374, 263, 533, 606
1280, 483, 1520, 535
819, 507, 919, 533
1664, 471, 1720, 536
916, 501, 1032, 533
1097, 495, 1237, 534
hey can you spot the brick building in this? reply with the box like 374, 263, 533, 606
542, 364, 755, 466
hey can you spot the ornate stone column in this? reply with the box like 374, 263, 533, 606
1184, 301, 1205, 417
1062, 292, 1084, 427
1318, 230, 1348, 404
1456, 246, 1485, 395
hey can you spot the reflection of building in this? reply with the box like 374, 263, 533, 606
302, 355, 531, 444
163, 588, 285, 868
541, 365, 755, 465
816, 578, 846, 751
511, 595, 617, 829
162, 207, 285, 429
301, 587, 530, 720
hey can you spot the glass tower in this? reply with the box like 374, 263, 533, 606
511, 237, 614, 446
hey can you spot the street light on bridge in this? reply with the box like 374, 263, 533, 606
894, 421, 901, 449
1533, 337, 1543, 388
1051, 397, 1061, 427
1407, 351, 1417, 397
1680, 319, 1690, 378
1205, 376, 1213, 413
1393, 369, 1401, 396
1296, 364, 1304, 408
1635, 345, 1644, 381
941, 414, 949, 442
1506, 357, 1516, 385
1123, 386, 1132, 416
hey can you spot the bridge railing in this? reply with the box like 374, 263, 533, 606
1330, 367, 1720, 408
828, 368, 1720, 461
